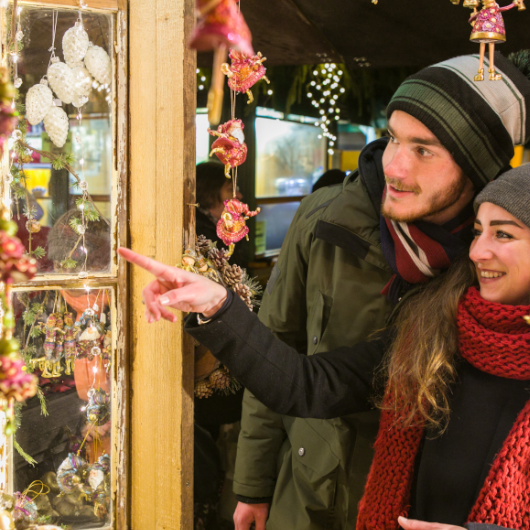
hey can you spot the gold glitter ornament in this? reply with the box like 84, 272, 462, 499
43, 106, 69, 148
25, 220, 41, 233
84, 44, 112, 85
62, 21, 90, 67
194, 379, 214, 399
47, 59, 76, 104
25, 80, 53, 126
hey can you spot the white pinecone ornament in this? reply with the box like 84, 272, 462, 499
62, 22, 90, 67
84, 44, 111, 85
47, 59, 76, 104
72, 65, 92, 97
26, 80, 53, 125
44, 106, 69, 148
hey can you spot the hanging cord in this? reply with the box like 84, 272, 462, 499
47, 10, 59, 67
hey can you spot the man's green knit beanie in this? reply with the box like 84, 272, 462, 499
387, 52, 530, 191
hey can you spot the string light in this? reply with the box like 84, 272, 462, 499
306, 63, 345, 148
196, 67, 208, 91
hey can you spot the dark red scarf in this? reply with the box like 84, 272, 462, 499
357, 287, 530, 530
379, 198, 475, 303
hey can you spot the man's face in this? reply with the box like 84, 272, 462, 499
381, 111, 475, 224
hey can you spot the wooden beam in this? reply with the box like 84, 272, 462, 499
129, 0, 196, 527
18, 0, 119, 12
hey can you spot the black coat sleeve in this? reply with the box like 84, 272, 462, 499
185, 295, 391, 419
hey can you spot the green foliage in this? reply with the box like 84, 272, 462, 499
22, 303, 42, 326
61, 258, 78, 269
12, 185, 25, 200
37, 386, 48, 417
75, 198, 100, 222
51, 153, 75, 170
69, 217, 83, 235
31, 246, 46, 260
14, 439, 36, 466
23, 204, 37, 219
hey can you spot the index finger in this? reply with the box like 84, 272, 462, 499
118, 247, 177, 281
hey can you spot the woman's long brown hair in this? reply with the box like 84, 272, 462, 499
381, 256, 477, 433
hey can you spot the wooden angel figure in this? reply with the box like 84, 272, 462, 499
221, 50, 270, 104
468, 0, 525, 81
52, 314, 66, 377
208, 119, 248, 178
63, 312, 80, 376
38, 313, 63, 378
217, 198, 260, 255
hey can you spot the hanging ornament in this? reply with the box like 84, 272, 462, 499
208, 119, 247, 178
86, 388, 110, 426
47, 59, 76, 104
221, 50, 269, 103
43, 106, 69, 148
84, 44, 111, 85
25, 80, 54, 125
56, 453, 87, 495
12, 492, 38, 529
62, 20, 90, 67
457, 0, 526, 81
217, 198, 260, 253
189, 0, 254, 55
72, 65, 92, 97
63, 312, 79, 376
189, 0, 254, 125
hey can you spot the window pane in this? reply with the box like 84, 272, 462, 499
255, 201, 300, 255
12, 287, 113, 529
255, 117, 326, 198
8, 7, 114, 275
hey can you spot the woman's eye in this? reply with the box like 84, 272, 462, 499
496, 230, 513, 240
472, 228, 482, 237
388, 135, 398, 144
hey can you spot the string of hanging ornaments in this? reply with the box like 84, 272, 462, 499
188, 0, 267, 398
450, 0, 525, 81
8, 3, 111, 278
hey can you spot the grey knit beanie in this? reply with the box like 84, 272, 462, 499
474, 163, 530, 228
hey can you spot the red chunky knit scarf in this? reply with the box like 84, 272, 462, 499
357, 287, 530, 530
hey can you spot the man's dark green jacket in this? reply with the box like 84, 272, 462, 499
233, 138, 394, 530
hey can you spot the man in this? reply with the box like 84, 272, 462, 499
232, 52, 530, 530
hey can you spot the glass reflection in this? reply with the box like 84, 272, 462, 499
7, 7, 113, 275
12, 288, 112, 529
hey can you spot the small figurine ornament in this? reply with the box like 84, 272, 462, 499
63, 312, 80, 375
217, 198, 260, 254
466, 0, 525, 80
86, 388, 110, 426
56, 453, 86, 496
208, 119, 248, 178
221, 50, 270, 104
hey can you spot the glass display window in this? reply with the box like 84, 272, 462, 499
0, 0, 129, 529
4, 5, 115, 277
12, 286, 114, 529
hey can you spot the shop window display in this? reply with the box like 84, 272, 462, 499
7, 6, 114, 276
0, 1, 126, 529
12, 287, 113, 529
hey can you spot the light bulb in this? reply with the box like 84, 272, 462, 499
310, 81, 316, 86
313, 70, 318, 76
340, 88, 346, 93
328, 149, 334, 155
318, 135, 322, 139
307, 92, 312, 98
267, 89, 273, 95
196, 68, 200, 74
338, 70, 343, 75
201, 76, 206, 82
199, 85, 204, 90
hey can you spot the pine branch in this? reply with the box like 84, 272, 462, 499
14, 439, 37, 466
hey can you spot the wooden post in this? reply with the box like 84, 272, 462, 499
129, 0, 196, 527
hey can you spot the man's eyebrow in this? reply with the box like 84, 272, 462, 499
387, 124, 443, 148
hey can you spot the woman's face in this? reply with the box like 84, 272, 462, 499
469, 202, 530, 305
210, 180, 243, 220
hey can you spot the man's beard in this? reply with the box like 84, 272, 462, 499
381, 173, 467, 223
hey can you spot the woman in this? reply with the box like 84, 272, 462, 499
119, 163, 530, 530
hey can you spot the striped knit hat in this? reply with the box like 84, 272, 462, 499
387, 53, 530, 191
